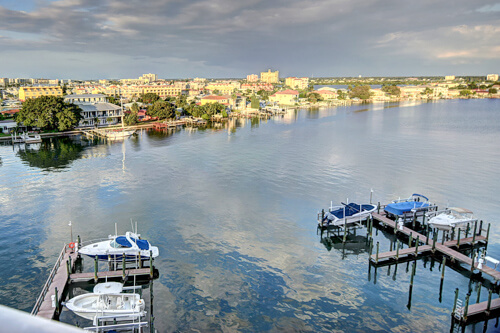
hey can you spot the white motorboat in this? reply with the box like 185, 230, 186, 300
320, 202, 377, 227
65, 292, 145, 321
79, 231, 159, 261
427, 207, 477, 231
104, 128, 136, 140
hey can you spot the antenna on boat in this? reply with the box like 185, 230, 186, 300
370, 188, 373, 204
115, 223, 118, 238
135, 221, 138, 236
330, 201, 333, 211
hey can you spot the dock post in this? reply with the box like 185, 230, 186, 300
470, 250, 476, 274
464, 293, 470, 322
396, 240, 400, 260
441, 257, 446, 281
422, 213, 426, 227
486, 289, 493, 314
66, 260, 70, 276
472, 221, 477, 245
409, 232, 413, 247
150, 250, 153, 278
375, 242, 379, 264
466, 223, 470, 238
369, 238, 373, 256
486, 223, 491, 242
69, 256, 72, 274
77, 235, 81, 249
441, 231, 445, 245
452, 288, 459, 315
451, 227, 455, 241
410, 261, 416, 286
457, 229, 461, 248
342, 220, 347, 243
321, 209, 324, 223
94, 255, 98, 283
377, 202, 380, 214
425, 224, 429, 245
414, 236, 419, 256
412, 212, 416, 230
54, 287, 59, 315
479, 220, 483, 236
432, 232, 437, 253
122, 253, 126, 281
476, 282, 482, 304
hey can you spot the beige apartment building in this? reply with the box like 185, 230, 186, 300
247, 74, 259, 82
19, 86, 63, 101
269, 89, 298, 105
285, 77, 309, 90
142, 85, 183, 98
487, 74, 499, 81
260, 69, 279, 83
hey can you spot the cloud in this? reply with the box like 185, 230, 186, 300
0, 0, 499, 77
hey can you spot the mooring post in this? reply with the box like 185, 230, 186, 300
410, 261, 416, 285
343, 221, 347, 243
321, 209, 324, 222
412, 212, 416, 230
479, 220, 483, 237
369, 237, 373, 256
470, 250, 476, 274
457, 229, 461, 248
139, 251, 143, 269
441, 230, 445, 245
422, 213, 426, 226
377, 202, 380, 214
375, 242, 380, 264
452, 288, 459, 315
486, 223, 491, 242
94, 255, 98, 283
451, 226, 455, 241
396, 240, 400, 260
441, 257, 446, 281
122, 253, 126, 281
472, 221, 477, 245
466, 223, 470, 238
476, 282, 482, 304
487, 289, 493, 314
66, 259, 70, 276
432, 232, 437, 253
409, 232, 413, 247
54, 287, 59, 315
464, 293, 470, 321
77, 235, 81, 249
150, 250, 153, 278
425, 224, 429, 245
415, 236, 419, 255
69, 256, 72, 274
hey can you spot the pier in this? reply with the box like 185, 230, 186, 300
31, 237, 158, 329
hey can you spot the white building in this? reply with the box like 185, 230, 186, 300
487, 74, 499, 81
64, 94, 123, 127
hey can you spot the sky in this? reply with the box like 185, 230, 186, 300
0, 0, 499, 79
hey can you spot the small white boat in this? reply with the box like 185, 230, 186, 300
320, 202, 377, 227
79, 231, 159, 261
104, 128, 136, 140
65, 292, 145, 321
427, 207, 477, 231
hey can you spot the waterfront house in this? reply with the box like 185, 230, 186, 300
64, 94, 122, 127
269, 89, 299, 106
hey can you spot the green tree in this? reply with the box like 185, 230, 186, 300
140, 93, 160, 104
124, 111, 138, 125
107, 96, 121, 105
460, 89, 472, 97
349, 85, 371, 100
251, 95, 260, 109
337, 90, 347, 100
15, 96, 82, 131
381, 85, 401, 96
307, 92, 323, 103
488, 88, 497, 95
131, 102, 139, 113
148, 100, 174, 119
421, 87, 433, 97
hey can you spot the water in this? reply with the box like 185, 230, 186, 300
1, 99, 500, 332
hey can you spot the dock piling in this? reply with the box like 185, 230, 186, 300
466, 223, 470, 238
415, 236, 419, 256
150, 251, 153, 278
452, 288, 459, 315
396, 240, 400, 260
54, 287, 59, 315
487, 289, 493, 315
122, 253, 126, 281
94, 256, 98, 283
464, 293, 470, 321
375, 242, 379, 264
457, 229, 461, 248
476, 282, 482, 304
432, 232, 437, 253
441, 257, 446, 281
409, 232, 413, 247
472, 221, 477, 245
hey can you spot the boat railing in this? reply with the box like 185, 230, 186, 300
31, 244, 68, 315
411, 204, 438, 213
80, 237, 112, 247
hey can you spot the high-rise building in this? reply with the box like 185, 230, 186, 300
140, 73, 157, 83
246, 74, 258, 82
487, 74, 499, 81
445, 75, 455, 81
19, 86, 63, 101
285, 77, 309, 90
260, 69, 279, 83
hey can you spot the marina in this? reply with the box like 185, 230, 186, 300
1, 100, 500, 332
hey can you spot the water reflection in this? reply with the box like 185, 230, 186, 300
16, 137, 87, 171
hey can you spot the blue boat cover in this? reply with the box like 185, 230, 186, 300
115, 236, 150, 250
326, 203, 373, 220
385, 201, 429, 216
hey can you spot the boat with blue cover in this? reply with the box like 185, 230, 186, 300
384, 193, 432, 220
79, 231, 159, 261
320, 202, 377, 227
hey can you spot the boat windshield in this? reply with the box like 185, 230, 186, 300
110, 239, 129, 248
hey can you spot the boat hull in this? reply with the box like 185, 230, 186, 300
65, 293, 145, 321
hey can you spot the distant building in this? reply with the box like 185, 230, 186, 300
246, 74, 259, 82
445, 75, 455, 81
19, 86, 63, 101
269, 89, 298, 105
0, 78, 7, 86
260, 69, 279, 83
200, 95, 229, 106
140, 73, 157, 83
142, 85, 184, 98
487, 74, 499, 81
285, 77, 309, 90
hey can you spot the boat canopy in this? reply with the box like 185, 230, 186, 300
115, 236, 150, 250
412, 193, 429, 201
385, 201, 429, 216
329, 203, 374, 219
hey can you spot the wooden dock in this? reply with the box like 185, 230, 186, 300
458, 298, 500, 324
32, 245, 79, 319
32, 242, 157, 321
369, 213, 500, 281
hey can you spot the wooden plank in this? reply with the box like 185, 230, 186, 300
467, 298, 500, 316
443, 236, 487, 247
70, 268, 151, 282
372, 213, 428, 244
371, 245, 432, 261
36, 249, 78, 319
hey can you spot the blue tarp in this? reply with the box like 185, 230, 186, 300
326, 203, 373, 220
115, 236, 150, 250
384, 201, 429, 216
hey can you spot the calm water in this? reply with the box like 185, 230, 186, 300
1, 99, 500, 332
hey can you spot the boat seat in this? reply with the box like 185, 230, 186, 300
485, 256, 499, 269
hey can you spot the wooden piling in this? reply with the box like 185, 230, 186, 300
457, 229, 461, 248
441, 257, 446, 280
415, 236, 419, 255
425, 224, 429, 245
396, 240, 400, 260
452, 288, 459, 315
150, 251, 153, 278
122, 253, 126, 281
409, 232, 413, 247
476, 282, 482, 304
94, 256, 98, 283
432, 232, 437, 253
466, 223, 470, 238
410, 261, 416, 285
486, 223, 490, 242
472, 221, 477, 245
464, 293, 470, 321
487, 289, 492, 314
54, 287, 59, 315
